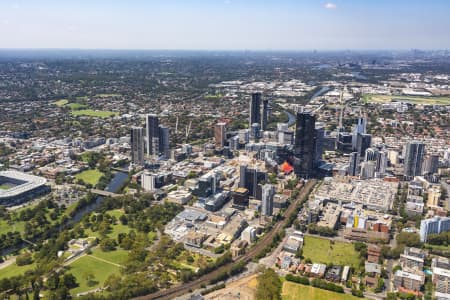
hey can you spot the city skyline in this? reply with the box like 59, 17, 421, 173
1, 0, 450, 50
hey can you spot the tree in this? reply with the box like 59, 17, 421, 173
256, 268, 281, 300
83, 271, 96, 287
46, 273, 60, 290
386, 292, 397, 300
61, 273, 78, 289
16, 253, 33, 266
396, 232, 421, 247
100, 238, 117, 251
375, 277, 384, 293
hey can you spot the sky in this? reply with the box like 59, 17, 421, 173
0, 0, 449, 50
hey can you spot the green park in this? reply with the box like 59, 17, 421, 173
302, 236, 361, 269
75, 169, 105, 186
282, 281, 360, 300
362, 94, 450, 105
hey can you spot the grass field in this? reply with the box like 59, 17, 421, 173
75, 169, 104, 186
68, 255, 121, 296
76, 96, 90, 101
71, 109, 119, 118
204, 93, 224, 99
0, 184, 12, 190
91, 248, 128, 265
66, 103, 88, 110
0, 263, 35, 280
425, 244, 450, 252
53, 99, 69, 107
302, 236, 360, 269
282, 281, 361, 300
362, 94, 450, 105
85, 209, 157, 242
0, 219, 25, 235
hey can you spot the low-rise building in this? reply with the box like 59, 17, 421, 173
241, 226, 256, 244
310, 263, 327, 278
367, 244, 381, 263
283, 231, 304, 254
185, 232, 208, 248
167, 189, 192, 205
342, 266, 350, 283
230, 240, 248, 258
394, 270, 425, 292
400, 247, 426, 271
325, 266, 342, 282
433, 267, 450, 299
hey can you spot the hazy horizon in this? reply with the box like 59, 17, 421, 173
1, 0, 450, 50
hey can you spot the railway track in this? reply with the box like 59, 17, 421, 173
135, 179, 317, 300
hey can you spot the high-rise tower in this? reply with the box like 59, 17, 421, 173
146, 114, 159, 157
261, 98, 269, 130
294, 111, 316, 178
404, 141, 425, 179
214, 122, 226, 148
249, 92, 262, 128
130, 126, 145, 165
158, 125, 170, 159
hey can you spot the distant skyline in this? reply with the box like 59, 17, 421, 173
1, 0, 450, 50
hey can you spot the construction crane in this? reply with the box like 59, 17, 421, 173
185, 120, 192, 141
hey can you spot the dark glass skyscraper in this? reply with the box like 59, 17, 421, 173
294, 111, 316, 178
158, 125, 170, 159
249, 92, 262, 128
356, 133, 372, 156
348, 152, 359, 176
239, 165, 266, 199
404, 141, 425, 179
130, 126, 145, 166
261, 99, 269, 130
146, 114, 159, 157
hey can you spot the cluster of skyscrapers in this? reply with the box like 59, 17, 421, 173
130, 114, 170, 166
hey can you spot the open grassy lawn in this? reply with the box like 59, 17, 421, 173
282, 281, 361, 300
204, 93, 224, 99
75, 169, 104, 186
0, 219, 25, 235
0, 263, 36, 280
91, 247, 128, 265
84, 209, 157, 242
173, 251, 214, 271
302, 236, 360, 269
76, 96, 90, 101
53, 99, 69, 107
425, 244, 450, 252
71, 109, 119, 118
68, 255, 121, 296
362, 94, 450, 105
66, 102, 88, 110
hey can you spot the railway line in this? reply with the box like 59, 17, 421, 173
135, 179, 317, 300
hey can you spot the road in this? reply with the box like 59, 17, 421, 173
0, 256, 16, 270
134, 179, 317, 300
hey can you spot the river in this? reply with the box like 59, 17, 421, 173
0, 171, 130, 256
284, 85, 331, 126
69, 171, 129, 223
